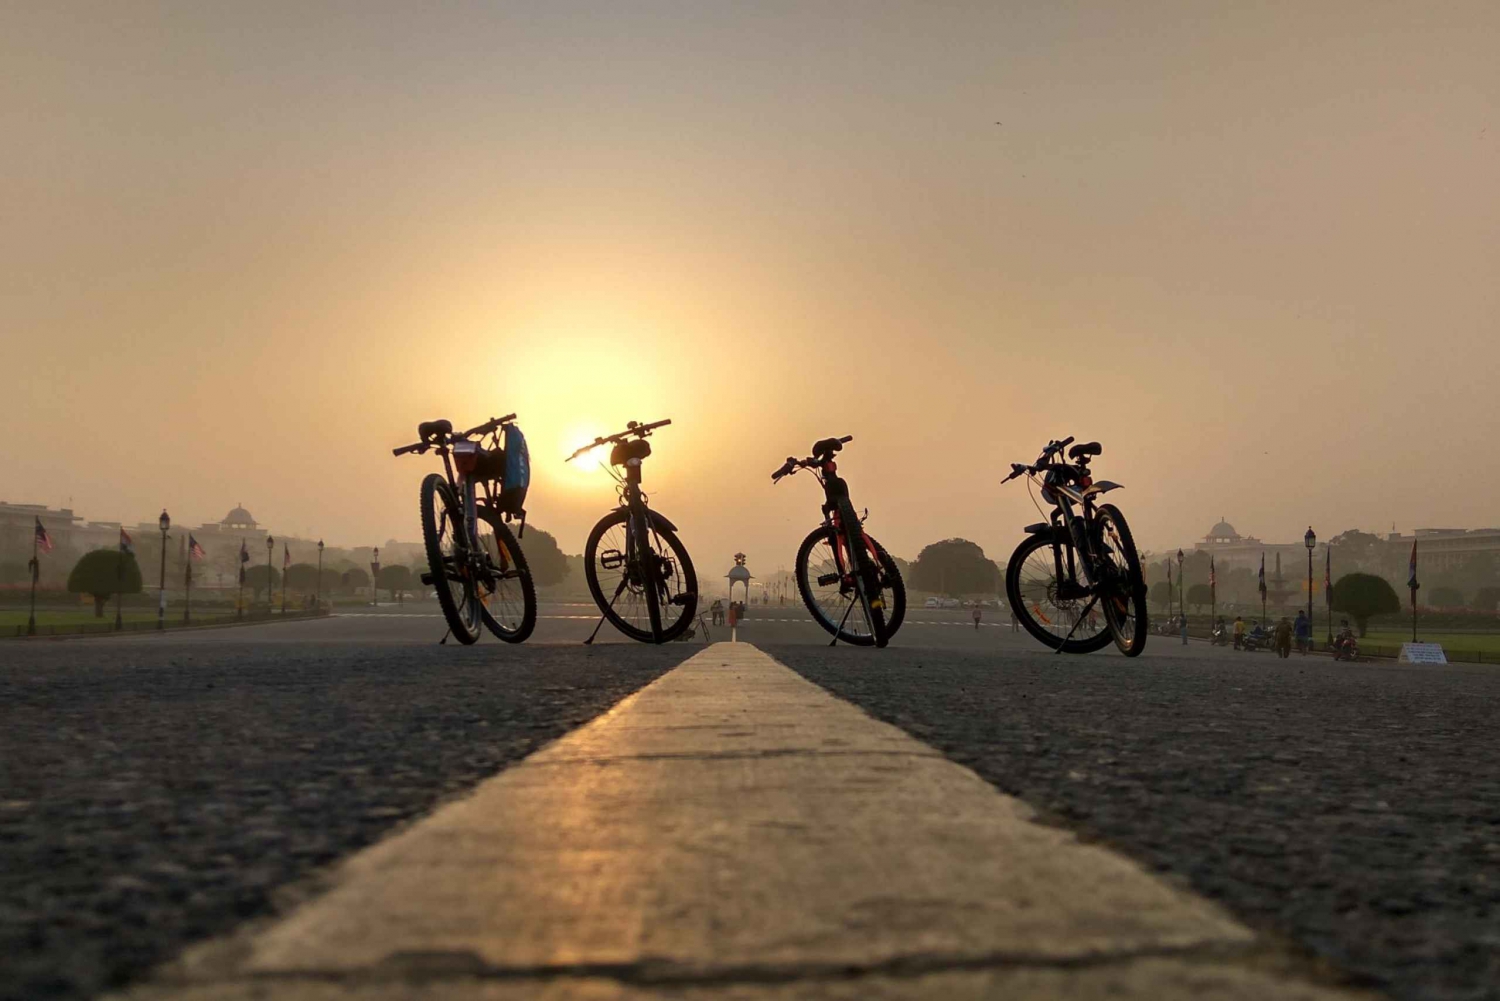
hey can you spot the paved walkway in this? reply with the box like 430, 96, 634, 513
122, 644, 1369, 1000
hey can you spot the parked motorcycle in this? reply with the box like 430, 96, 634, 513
1211, 623, 1229, 646
1333, 633, 1359, 661
1241, 625, 1270, 652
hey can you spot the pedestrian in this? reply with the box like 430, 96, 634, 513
1233, 615, 1245, 650
1274, 616, 1293, 658
1009, 605, 1019, 632
1180, 613, 1189, 645
972, 603, 982, 630
1294, 610, 1311, 655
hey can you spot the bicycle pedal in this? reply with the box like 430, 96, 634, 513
419, 572, 435, 586
817, 573, 840, 587
599, 549, 625, 571
669, 594, 691, 606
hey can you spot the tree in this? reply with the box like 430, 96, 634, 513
516, 527, 570, 588
283, 563, 319, 593
376, 564, 412, 601
1330, 573, 1400, 636
1149, 580, 1173, 611
319, 568, 341, 594
1187, 583, 1213, 612
1474, 586, 1500, 613
341, 567, 370, 592
909, 539, 1001, 596
67, 550, 143, 617
1429, 585, 1465, 609
243, 564, 281, 602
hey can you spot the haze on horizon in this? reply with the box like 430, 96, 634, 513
4, 1, 1497, 571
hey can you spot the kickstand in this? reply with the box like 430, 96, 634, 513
1054, 595, 1101, 654
438, 627, 451, 645
830, 597, 858, 647
584, 580, 629, 646
697, 611, 713, 644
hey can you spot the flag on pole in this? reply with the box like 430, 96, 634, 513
239, 538, 249, 584
1408, 539, 1419, 606
34, 517, 54, 554
283, 543, 291, 569
1258, 553, 1266, 598
189, 535, 206, 561
119, 528, 134, 555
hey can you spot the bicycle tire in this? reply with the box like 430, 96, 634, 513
633, 508, 664, 642
584, 509, 698, 643
869, 536, 907, 638
420, 473, 480, 645
1095, 503, 1148, 657
852, 534, 890, 648
474, 505, 537, 643
1005, 531, 1112, 653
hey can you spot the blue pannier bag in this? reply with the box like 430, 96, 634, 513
496, 422, 530, 520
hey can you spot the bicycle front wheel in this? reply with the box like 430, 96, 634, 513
420, 473, 480, 645
1005, 531, 1111, 653
796, 526, 904, 646
474, 506, 537, 643
584, 509, 698, 643
1095, 504, 1147, 657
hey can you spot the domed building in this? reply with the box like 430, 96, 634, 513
1205, 519, 1241, 546
726, 553, 753, 602
221, 505, 259, 531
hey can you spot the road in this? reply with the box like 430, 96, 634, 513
2, 603, 1496, 1000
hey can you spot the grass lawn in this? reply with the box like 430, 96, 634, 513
1360, 630, 1500, 655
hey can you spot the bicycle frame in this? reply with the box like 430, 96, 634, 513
813, 461, 879, 589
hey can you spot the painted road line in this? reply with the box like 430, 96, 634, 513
125, 643, 1364, 1000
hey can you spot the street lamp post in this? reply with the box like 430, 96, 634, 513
316, 540, 325, 613
1304, 527, 1316, 653
1176, 549, 1185, 645
370, 547, 380, 607
265, 535, 275, 613
157, 510, 170, 630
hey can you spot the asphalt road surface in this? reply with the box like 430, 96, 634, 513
767, 644, 1500, 1001
4, 604, 1497, 1001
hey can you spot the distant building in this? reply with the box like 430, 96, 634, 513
1191, 518, 1316, 571
1387, 528, 1500, 573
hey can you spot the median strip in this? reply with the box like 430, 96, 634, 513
121, 643, 1369, 999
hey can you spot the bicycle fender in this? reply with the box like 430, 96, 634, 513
611, 506, 679, 533
1023, 522, 1055, 536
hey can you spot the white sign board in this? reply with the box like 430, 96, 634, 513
1398, 643, 1447, 664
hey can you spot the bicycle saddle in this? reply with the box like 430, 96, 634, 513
1068, 441, 1102, 459
812, 437, 845, 459
418, 419, 453, 441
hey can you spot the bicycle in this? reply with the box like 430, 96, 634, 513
392, 415, 537, 645
1001, 437, 1147, 656
568, 420, 699, 644
772, 436, 905, 647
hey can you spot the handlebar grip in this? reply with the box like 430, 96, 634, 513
839, 435, 853, 444
392, 442, 425, 456
1059, 436, 1075, 448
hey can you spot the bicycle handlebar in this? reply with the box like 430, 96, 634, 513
1001, 437, 1078, 482
771, 436, 855, 482
392, 413, 516, 457
565, 419, 672, 462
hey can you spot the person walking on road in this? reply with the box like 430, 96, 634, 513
1233, 615, 1245, 650
1274, 616, 1293, 658
1294, 610, 1311, 655
1180, 613, 1189, 645
972, 603, 982, 630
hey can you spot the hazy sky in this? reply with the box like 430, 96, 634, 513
4, 1, 1497, 571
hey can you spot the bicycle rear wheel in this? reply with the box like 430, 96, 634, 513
474, 506, 537, 643
1096, 504, 1147, 657
420, 473, 480, 644
1005, 532, 1111, 653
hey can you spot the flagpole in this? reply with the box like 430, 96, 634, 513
237, 538, 246, 619
115, 543, 124, 630
184, 545, 192, 625
27, 524, 38, 636
281, 544, 288, 617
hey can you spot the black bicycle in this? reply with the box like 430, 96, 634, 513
569, 420, 698, 644
1001, 437, 1146, 656
392, 415, 537, 645
773, 436, 905, 647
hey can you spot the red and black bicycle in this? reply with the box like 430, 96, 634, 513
773, 437, 906, 647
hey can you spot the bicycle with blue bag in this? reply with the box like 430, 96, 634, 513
392, 414, 537, 645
